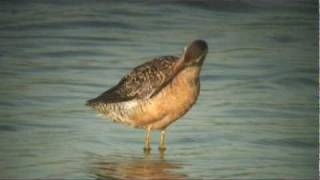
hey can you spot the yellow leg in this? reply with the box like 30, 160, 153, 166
159, 130, 166, 151
144, 127, 152, 151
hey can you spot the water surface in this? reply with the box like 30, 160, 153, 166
0, 0, 318, 179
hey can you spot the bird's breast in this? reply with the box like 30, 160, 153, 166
129, 66, 201, 129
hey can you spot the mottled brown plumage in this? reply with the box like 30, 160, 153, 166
87, 56, 179, 104
87, 39, 208, 151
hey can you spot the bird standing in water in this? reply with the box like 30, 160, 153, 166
86, 39, 208, 151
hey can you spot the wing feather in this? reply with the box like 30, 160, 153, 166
87, 56, 180, 105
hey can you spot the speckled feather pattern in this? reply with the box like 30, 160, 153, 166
87, 39, 207, 129
87, 56, 182, 126
88, 56, 179, 104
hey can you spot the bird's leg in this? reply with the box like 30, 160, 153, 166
144, 127, 152, 152
159, 130, 166, 151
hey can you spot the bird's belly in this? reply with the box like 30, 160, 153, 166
129, 70, 200, 129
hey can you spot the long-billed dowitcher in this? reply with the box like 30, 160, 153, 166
87, 39, 208, 151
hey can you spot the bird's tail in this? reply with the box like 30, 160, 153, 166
86, 98, 100, 107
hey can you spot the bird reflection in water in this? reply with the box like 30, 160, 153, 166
92, 151, 187, 180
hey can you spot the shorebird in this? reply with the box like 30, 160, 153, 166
86, 39, 208, 151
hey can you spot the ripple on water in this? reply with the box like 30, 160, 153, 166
0, 0, 317, 179
89, 152, 187, 180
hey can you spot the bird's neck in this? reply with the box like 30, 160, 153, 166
178, 65, 202, 84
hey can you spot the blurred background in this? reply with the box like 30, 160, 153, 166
0, 0, 318, 179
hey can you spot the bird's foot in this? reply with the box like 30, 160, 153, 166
143, 147, 151, 152
143, 147, 151, 156
158, 147, 166, 151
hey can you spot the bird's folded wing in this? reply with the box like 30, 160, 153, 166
87, 56, 179, 105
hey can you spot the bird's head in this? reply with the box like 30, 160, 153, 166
182, 39, 208, 66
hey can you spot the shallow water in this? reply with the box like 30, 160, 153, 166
0, 0, 318, 179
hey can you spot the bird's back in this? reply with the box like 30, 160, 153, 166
87, 55, 179, 105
